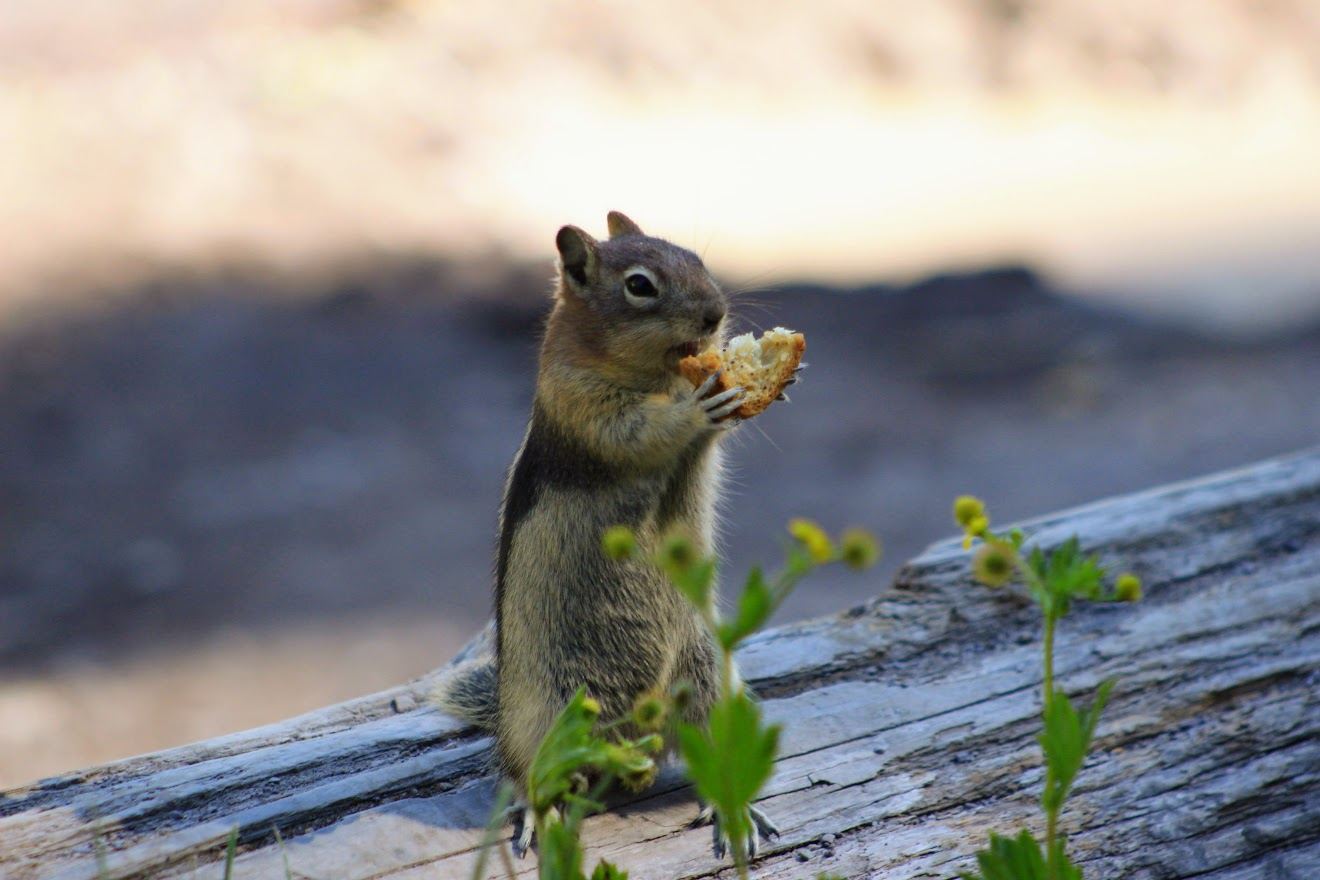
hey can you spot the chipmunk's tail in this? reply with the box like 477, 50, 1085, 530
429, 656, 499, 731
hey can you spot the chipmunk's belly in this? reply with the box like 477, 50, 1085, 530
500, 485, 708, 701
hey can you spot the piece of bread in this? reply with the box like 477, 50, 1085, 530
679, 327, 805, 419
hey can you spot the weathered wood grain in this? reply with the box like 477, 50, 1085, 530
3, 449, 1317, 880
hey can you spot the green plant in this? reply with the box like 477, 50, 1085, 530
522, 687, 662, 880
271, 825, 294, 880
953, 497, 1140, 880
473, 519, 878, 880
669, 520, 876, 877
222, 825, 239, 880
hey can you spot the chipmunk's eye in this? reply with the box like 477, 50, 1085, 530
623, 267, 660, 307
625, 273, 657, 297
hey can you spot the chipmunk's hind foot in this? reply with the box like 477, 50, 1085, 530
691, 802, 780, 861
509, 802, 562, 859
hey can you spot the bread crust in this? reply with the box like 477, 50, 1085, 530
679, 330, 805, 419
677, 352, 723, 393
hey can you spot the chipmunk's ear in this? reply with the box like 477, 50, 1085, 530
555, 225, 599, 294
606, 211, 644, 239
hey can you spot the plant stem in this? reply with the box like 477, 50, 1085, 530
1047, 808, 1059, 878
497, 841, 518, 880
717, 643, 751, 880
1018, 548, 1062, 880
1042, 612, 1055, 712
1042, 610, 1059, 880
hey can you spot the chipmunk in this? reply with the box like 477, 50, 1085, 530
433, 211, 783, 861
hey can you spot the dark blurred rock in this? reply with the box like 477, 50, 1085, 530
0, 260, 1316, 671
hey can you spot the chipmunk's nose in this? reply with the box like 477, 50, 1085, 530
702, 305, 725, 333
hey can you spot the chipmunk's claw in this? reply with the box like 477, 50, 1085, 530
694, 370, 723, 398
704, 387, 745, 421
750, 805, 780, 842
696, 382, 749, 427
692, 802, 779, 862
688, 370, 743, 427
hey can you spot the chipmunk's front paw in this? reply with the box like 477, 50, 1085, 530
691, 802, 780, 861
692, 371, 744, 426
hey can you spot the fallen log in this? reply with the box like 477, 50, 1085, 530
3, 448, 1317, 879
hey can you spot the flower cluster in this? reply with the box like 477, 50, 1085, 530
953, 495, 1143, 603
954, 495, 990, 548
788, 519, 882, 571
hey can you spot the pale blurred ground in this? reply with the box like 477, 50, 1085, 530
2, 0, 1319, 787
4, 0, 1319, 331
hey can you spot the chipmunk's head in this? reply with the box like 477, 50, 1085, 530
551, 211, 727, 381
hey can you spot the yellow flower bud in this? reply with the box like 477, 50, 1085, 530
840, 528, 881, 570
619, 758, 658, 792
670, 680, 695, 712
972, 541, 1015, 587
580, 695, 601, 719
953, 495, 985, 528
634, 733, 664, 754
631, 693, 667, 731
603, 742, 657, 791
1115, 573, 1143, 602
601, 525, 636, 560
788, 518, 834, 564
660, 533, 697, 570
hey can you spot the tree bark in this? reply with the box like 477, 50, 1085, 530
3, 449, 1317, 880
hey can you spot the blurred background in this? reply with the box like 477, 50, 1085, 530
2, 0, 1318, 788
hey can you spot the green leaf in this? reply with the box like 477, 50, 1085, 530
1024, 538, 1108, 620
717, 566, 773, 649
537, 814, 585, 880
1026, 546, 1051, 606
774, 545, 820, 607
589, 861, 629, 880
1040, 680, 1115, 812
1048, 837, 1085, 880
960, 830, 1048, 880
527, 689, 611, 814
1043, 538, 1106, 602
678, 692, 780, 864
669, 558, 717, 610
